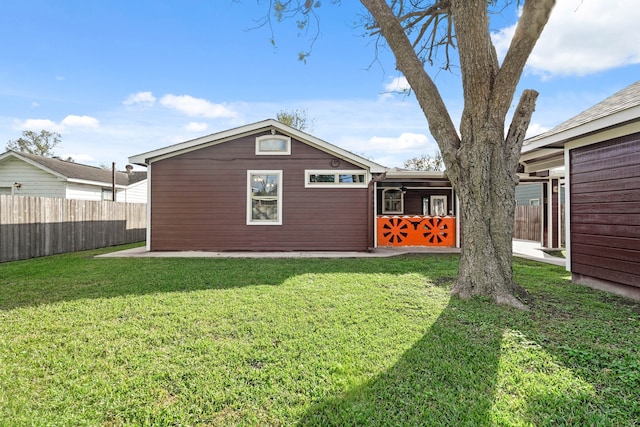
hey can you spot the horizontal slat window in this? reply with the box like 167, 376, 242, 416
305, 170, 368, 188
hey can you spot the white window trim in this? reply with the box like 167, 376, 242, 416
304, 169, 368, 188
430, 195, 448, 216
382, 188, 404, 214
247, 170, 283, 226
255, 135, 291, 156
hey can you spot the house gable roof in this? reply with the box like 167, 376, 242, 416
0, 151, 145, 187
128, 119, 387, 173
520, 80, 640, 172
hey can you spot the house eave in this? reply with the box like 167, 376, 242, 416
523, 104, 640, 153
67, 178, 127, 189
0, 150, 67, 180
128, 119, 387, 174
383, 170, 448, 180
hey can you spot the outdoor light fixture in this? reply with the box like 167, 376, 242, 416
13, 182, 21, 189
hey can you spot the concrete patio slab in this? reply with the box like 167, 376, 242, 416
97, 240, 565, 266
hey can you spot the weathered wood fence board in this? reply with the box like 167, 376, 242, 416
0, 195, 146, 262
513, 205, 541, 242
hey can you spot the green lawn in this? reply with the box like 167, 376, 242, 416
1, 244, 638, 426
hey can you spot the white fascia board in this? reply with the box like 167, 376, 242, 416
522, 105, 640, 154
67, 178, 127, 189
282, 126, 387, 173
0, 151, 67, 180
565, 120, 640, 151
128, 120, 277, 165
383, 170, 447, 180
522, 156, 565, 174
128, 119, 388, 173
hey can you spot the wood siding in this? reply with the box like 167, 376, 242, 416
570, 133, 640, 288
513, 205, 541, 242
0, 157, 66, 198
0, 195, 146, 262
150, 132, 370, 251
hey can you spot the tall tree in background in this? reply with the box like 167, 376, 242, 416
403, 151, 444, 171
265, 0, 555, 308
276, 108, 314, 132
6, 130, 62, 157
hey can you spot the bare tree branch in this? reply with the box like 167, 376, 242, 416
361, 0, 460, 161
492, 0, 555, 118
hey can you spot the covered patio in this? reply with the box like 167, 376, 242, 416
374, 170, 459, 248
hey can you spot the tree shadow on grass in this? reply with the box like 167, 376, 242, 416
0, 247, 461, 311
298, 269, 640, 426
299, 296, 506, 426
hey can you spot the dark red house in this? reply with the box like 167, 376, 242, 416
130, 119, 459, 253
520, 81, 640, 299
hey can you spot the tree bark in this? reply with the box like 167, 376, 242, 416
361, 0, 554, 308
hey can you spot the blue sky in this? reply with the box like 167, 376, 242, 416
1, 0, 639, 170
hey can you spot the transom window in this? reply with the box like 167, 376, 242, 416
255, 135, 291, 155
247, 170, 283, 225
305, 170, 367, 188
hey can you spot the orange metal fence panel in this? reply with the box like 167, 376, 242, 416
377, 215, 456, 247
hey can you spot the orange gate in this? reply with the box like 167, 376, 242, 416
377, 215, 456, 247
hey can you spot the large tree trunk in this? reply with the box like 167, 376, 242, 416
450, 125, 525, 309
361, 0, 554, 308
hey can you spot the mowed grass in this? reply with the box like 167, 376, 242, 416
0, 244, 639, 426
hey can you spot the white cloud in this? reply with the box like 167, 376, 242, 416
61, 115, 100, 128
369, 132, 433, 152
15, 115, 99, 133
123, 91, 157, 107
17, 119, 61, 132
525, 122, 550, 138
160, 94, 237, 118
493, 0, 640, 77
381, 76, 411, 99
184, 122, 208, 132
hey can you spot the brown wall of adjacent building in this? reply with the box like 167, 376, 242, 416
149, 132, 370, 251
570, 132, 640, 288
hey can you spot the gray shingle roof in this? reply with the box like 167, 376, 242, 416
6, 151, 145, 186
526, 80, 640, 145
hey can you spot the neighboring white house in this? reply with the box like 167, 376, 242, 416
0, 150, 147, 203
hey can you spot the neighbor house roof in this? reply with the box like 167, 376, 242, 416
0, 150, 145, 187
129, 119, 388, 173
520, 80, 640, 173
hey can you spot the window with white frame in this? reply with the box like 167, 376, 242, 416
255, 135, 291, 155
247, 170, 283, 225
382, 188, 404, 214
101, 188, 114, 201
305, 170, 367, 188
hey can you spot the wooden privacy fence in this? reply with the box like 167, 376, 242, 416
513, 205, 541, 242
0, 195, 146, 262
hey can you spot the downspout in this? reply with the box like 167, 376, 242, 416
145, 163, 152, 252
564, 148, 571, 272
368, 172, 386, 251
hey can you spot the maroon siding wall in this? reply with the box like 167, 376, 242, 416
570, 133, 640, 288
150, 132, 370, 251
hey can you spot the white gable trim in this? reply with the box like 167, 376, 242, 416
0, 151, 67, 181
67, 177, 127, 189
523, 104, 640, 154
128, 119, 387, 173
